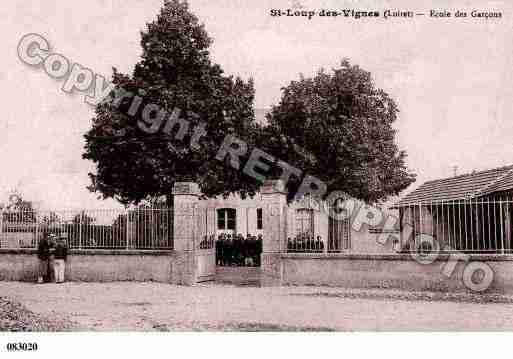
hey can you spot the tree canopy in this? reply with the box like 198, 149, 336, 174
83, 1, 414, 206
83, 0, 260, 205
259, 59, 415, 203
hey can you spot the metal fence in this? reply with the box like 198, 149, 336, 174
194, 206, 216, 250
401, 197, 513, 254
287, 234, 326, 253
287, 204, 351, 253
0, 208, 173, 250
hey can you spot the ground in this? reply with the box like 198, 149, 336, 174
1, 267, 513, 331
0, 297, 72, 331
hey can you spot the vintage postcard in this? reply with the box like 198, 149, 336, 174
1, 0, 512, 356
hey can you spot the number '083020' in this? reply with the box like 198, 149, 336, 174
6, 342, 38, 351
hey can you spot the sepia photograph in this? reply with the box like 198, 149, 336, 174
1, 0, 512, 356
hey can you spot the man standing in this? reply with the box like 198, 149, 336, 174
256, 234, 263, 266
216, 234, 223, 266
36, 231, 51, 283
53, 233, 68, 283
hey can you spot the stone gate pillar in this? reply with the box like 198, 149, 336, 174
261, 179, 287, 280
170, 181, 200, 285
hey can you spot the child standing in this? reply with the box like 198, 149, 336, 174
53, 233, 68, 283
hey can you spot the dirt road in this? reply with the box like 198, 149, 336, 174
1, 279, 512, 331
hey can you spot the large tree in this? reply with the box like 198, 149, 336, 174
83, 0, 260, 206
260, 59, 415, 203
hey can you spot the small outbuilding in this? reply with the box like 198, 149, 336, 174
394, 165, 513, 253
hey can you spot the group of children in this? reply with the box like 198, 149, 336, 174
215, 233, 263, 267
36, 232, 69, 284
287, 233, 325, 253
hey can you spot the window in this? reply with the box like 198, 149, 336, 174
257, 208, 263, 230
326, 199, 351, 252
217, 208, 236, 230
329, 216, 350, 252
296, 209, 314, 237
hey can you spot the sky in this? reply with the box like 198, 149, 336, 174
0, 0, 512, 209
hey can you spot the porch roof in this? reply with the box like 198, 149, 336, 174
394, 165, 513, 207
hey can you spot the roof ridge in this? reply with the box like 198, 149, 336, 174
421, 164, 513, 185
395, 164, 513, 207
475, 167, 513, 197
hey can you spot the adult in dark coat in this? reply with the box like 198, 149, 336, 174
236, 233, 245, 266
287, 237, 293, 253
224, 234, 233, 266
215, 235, 221, 265
319, 237, 325, 252
315, 236, 323, 253
217, 234, 226, 266
256, 234, 263, 266
36, 232, 51, 283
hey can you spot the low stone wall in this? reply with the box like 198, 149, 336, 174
349, 227, 398, 254
280, 253, 513, 294
261, 252, 283, 278
0, 249, 195, 284
195, 248, 216, 282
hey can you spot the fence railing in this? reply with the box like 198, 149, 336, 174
400, 197, 513, 254
287, 234, 325, 253
287, 202, 351, 253
0, 208, 173, 250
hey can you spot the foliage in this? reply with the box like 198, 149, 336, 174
259, 59, 416, 203
83, 2, 414, 206
0, 190, 37, 223
83, 0, 260, 206
71, 211, 96, 225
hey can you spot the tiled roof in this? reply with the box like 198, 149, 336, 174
480, 170, 513, 196
395, 165, 513, 206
